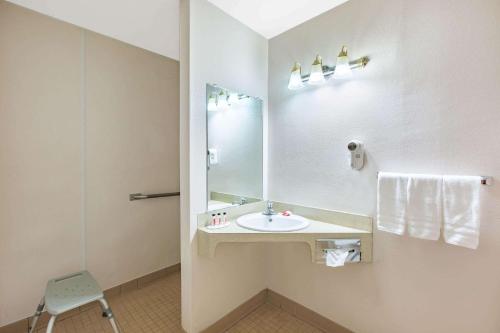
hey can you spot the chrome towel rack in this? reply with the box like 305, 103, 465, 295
129, 192, 180, 201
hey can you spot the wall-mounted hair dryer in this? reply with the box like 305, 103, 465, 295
347, 140, 364, 170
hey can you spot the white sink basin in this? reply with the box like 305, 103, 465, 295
236, 213, 310, 232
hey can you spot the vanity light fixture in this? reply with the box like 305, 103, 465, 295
287, 46, 369, 90
333, 46, 353, 79
217, 90, 229, 110
287, 62, 305, 90
207, 93, 218, 112
308, 55, 326, 85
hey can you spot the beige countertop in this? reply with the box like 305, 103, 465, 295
197, 201, 373, 263
199, 218, 370, 235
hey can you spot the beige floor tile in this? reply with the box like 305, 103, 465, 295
35, 272, 182, 333
34, 272, 319, 333
226, 303, 323, 333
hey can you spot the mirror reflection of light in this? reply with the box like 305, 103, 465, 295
217, 91, 229, 111
228, 93, 239, 105
207, 94, 218, 112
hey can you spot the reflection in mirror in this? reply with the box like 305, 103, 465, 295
206, 84, 263, 212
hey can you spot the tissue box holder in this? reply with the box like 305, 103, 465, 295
315, 239, 361, 264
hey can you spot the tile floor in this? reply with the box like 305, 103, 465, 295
226, 303, 322, 333
35, 271, 183, 333
34, 271, 322, 333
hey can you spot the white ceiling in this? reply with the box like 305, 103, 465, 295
6, 0, 179, 60
6, 0, 350, 59
206, 0, 350, 38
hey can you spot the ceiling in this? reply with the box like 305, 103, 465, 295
7, 0, 351, 59
6, 0, 179, 60
207, 0, 350, 39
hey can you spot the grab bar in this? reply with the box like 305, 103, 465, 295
129, 192, 180, 201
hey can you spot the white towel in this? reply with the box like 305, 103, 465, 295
443, 176, 481, 249
407, 174, 443, 240
377, 172, 409, 235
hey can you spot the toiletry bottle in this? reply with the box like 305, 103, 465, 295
222, 212, 227, 225
211, 214, 216, 226
217, 213, 222, 225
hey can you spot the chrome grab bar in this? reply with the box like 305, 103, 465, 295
129, 192, 180, 201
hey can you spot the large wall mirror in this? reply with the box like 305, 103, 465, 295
206, 83, 263, 211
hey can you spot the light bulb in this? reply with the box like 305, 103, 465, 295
287, 62, 305, 90
217, 91, 229, 110
207, 94, 217, 112
228, 93, 239, 105
333, 46, 352, 79
308, 55, 326, 85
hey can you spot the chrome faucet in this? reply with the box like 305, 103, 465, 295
262, 201, 276, 216
232, 197, 247, 205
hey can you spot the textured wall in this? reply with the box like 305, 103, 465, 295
267, 0, 500, 332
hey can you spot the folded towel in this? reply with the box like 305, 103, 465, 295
443, 176, 481, 249
377, 172, 409, 235
407, 174, 443, 240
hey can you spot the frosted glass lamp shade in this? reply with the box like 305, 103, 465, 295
308, 55, 326, 85
333, 46, 353, 79
288, 62, 305, 90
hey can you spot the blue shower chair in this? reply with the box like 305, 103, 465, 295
28, 271, 121, 333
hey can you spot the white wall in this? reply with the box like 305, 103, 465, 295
180, 0, 268, 331
0, 3, 82, 325
5, 0, 179, 60
267, 0, 500, 332
84, 31, 180, 291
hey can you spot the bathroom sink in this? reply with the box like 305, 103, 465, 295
236, 213, 310, 232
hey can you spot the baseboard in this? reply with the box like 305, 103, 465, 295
0, 263, 181, 333
202, 288, 354, 333
200, 290, 268, 333
267, 290, 353, 333
3, 267, 353, 333
103, 262, 181, 299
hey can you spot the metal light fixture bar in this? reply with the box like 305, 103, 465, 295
300, 56, 369, 82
